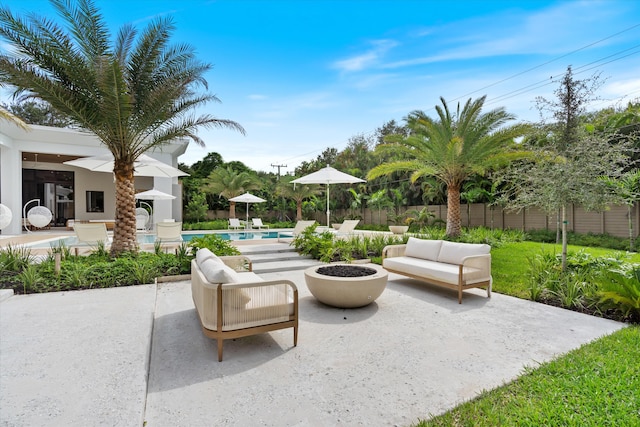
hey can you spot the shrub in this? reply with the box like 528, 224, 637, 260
188, 234, 240, 256
597, 266, 640, 323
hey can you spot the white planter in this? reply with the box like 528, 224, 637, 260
389, 225, 409, 235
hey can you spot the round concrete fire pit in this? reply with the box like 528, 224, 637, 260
304, 264, 388, 308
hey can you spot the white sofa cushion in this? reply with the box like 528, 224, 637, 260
383, 256, 485, 285
199, 258, 241, 284
437, 241, 490, 265
404, 237, 443, 261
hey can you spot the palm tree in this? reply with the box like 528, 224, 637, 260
276, 175, 321, 221
0, 0, 244, 255
368, 96, 528, 237
0, 106, 28, 129
205, 166, 261, 219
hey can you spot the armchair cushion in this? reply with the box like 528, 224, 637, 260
196, 248, 220, 265
200, 258, 241, 284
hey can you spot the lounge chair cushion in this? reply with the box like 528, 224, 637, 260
405, 237, 443, 261
437, 241, 490, 265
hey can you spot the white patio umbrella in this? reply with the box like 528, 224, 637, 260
134, 188, 176, 200
229, 192, 266, 226
64, 154, 189, 177
291, 166, 366, 227
135, 189, 176, 229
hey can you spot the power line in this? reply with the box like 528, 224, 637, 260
282, 24, 640, 167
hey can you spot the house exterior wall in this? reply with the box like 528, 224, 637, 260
0, 122, 187, 235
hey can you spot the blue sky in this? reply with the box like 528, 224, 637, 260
3, 0, 640, 173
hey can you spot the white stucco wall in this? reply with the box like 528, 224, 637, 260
0, 122, 187, 235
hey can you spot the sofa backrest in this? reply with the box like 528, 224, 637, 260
404, 237, 490, 265
405, 237, 443, 261
436, 240, 490, 265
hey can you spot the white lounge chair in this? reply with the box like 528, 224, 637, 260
155, 221, 183, 251
251, 218, 269, 229
73, 222, 111, 254
228, 218, 244, 230
156, 221, 182, 241
277, 220, 316, 242
329, 219, 360, 238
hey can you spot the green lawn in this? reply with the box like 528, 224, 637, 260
415, 326, 640, 426
491, 241, 640, 299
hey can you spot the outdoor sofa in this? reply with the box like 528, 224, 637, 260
382, 237, 492, 304
191, 248, 298, 361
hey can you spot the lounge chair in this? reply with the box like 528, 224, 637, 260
277, 220, 316, 242
73, 222, 111, 254
228, 218, 244, 230
156, 221, 182, 240
154, 221, 183, 252
251, 218, 269, 229
329, 219, 360, 237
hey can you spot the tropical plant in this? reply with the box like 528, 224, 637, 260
598, 266, 640, 322
184, 192, 209, 223
0, 0, 244, 255
600, 169, 640, 251
204, 166, 260, 218
368, 189, 394, 225
368, 96, 528, 237
188, 234, 240, 256
276, 175, 321, 221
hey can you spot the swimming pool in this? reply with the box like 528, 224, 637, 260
26, 231, 282, 248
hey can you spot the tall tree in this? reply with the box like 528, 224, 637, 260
0, 0, 244, 255
4, 100, 72, 127
204, 166, 261, 219
496, 67, 629, 269
368, 96, 528, 237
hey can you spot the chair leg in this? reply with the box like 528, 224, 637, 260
293, 326, 298, 347
458, 288, 463, 304
217, 339, 224, 362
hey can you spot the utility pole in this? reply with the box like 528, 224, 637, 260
271, 163, 287, 221
271, 163, 287, 180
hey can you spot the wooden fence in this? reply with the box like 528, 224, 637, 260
205, 203, 639, 239
330, 203, 640, 239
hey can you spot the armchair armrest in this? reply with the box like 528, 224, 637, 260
382, 244, 407, 260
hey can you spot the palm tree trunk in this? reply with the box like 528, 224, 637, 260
110, 172, 138, 256
446, 185, 462, 237
229, 201, 236, 219
296, 201, 302, 221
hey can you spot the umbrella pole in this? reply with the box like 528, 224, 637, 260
326, 185, 330, 227
246, 204, 249, 230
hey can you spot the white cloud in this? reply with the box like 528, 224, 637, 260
332, 39, 399, 72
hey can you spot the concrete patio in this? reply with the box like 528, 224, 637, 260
0, 242, 627, 426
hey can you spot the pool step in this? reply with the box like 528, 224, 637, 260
238, 244, 323, 273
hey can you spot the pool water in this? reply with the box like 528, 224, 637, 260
27, 231, 281, 248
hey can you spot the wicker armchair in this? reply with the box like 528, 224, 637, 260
191, 249, 298, 361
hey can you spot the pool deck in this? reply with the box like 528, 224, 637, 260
0, 232, 630, 425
